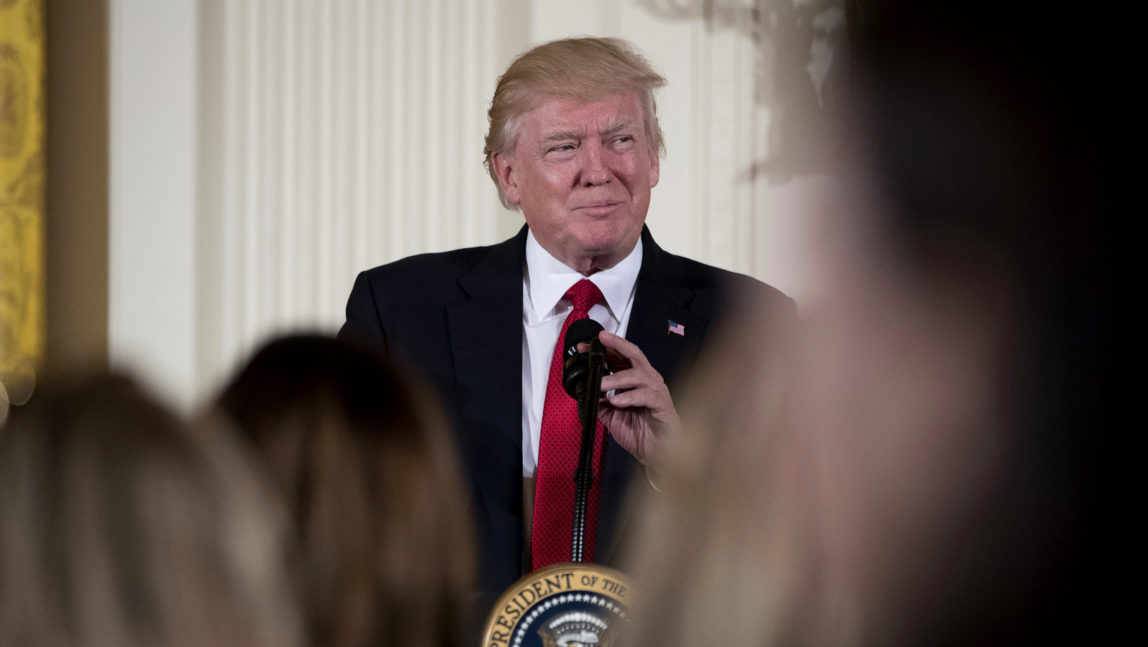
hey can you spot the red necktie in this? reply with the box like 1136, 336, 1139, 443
532, 279, 607, 569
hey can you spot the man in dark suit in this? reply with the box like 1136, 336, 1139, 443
339, 37, 791, 600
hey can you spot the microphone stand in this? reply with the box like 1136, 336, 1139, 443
570, 338, 606, 563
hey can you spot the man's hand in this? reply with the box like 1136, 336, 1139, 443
593, 330, 681, 465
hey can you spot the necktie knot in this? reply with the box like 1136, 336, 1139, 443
565, 279, 603, 315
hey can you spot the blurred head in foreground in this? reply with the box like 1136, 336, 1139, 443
214, 334, 475, 647
0, 374, 302, 647
622, 2, 1112, 645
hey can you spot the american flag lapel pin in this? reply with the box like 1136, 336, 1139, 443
667, 320, 686, 337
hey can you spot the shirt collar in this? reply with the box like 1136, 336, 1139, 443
524, 229, 643, 321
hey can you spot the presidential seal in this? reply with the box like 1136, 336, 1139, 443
481, 563, 632, 647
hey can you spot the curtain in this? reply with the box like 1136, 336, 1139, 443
0, 0, 43, 415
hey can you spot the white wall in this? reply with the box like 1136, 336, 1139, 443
108, 0, 843, 409
108, 0, 199, 409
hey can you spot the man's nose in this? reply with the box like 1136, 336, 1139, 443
578, 142, 611, 186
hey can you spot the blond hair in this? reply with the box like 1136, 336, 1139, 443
483, 37, 667, 208
0, 374, 303, 647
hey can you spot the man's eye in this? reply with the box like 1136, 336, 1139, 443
546, 144, 577, 159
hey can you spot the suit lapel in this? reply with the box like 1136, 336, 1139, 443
446, 228, 528, 541
625, 228, 707, 385
445, 226, 708, 568
598, 227, 709, 559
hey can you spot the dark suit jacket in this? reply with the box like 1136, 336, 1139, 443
339, 225, 791, 598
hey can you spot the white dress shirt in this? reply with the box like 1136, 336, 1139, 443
520, 230, 642, 477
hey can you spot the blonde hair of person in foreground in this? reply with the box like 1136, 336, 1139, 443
0, 374, 303, 647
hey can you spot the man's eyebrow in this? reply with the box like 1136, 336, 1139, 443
600, 120, 637, 137
540, 130, 584, 143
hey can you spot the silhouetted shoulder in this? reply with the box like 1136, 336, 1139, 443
682, 254, 793, 311
339, 232, 526, 353
640, 230, 796, 327
357, 241, 509, 295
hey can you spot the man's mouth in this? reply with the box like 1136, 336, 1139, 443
576, 201, 622, 214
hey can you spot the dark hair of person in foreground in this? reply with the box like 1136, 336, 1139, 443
842, 3, 1115, 639
620, 2, 1116, 646
0, 374, 303, 647
214, 333, 476, 647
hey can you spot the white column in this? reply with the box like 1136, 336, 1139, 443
196, 0, 514, 400
108, 0, 199, 410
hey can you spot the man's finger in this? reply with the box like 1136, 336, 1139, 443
603, 387, 660, 409
572, 340, 630, 375
598, 331, 652, 369
603, 347, 629, 371
600, 369, 656, 393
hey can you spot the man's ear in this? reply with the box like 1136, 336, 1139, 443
648, 150, 660, 189
491, 152, 521, 205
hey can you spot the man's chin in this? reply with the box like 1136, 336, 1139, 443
574, 233, 641, 269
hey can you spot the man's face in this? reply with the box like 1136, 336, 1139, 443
493, 93, 660, 274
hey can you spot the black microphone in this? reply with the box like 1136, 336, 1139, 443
562, 318, 604, 400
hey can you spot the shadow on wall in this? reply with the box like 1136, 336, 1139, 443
637, 0, 848, 182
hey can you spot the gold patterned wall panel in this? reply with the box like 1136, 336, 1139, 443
0, 0, 43, 416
